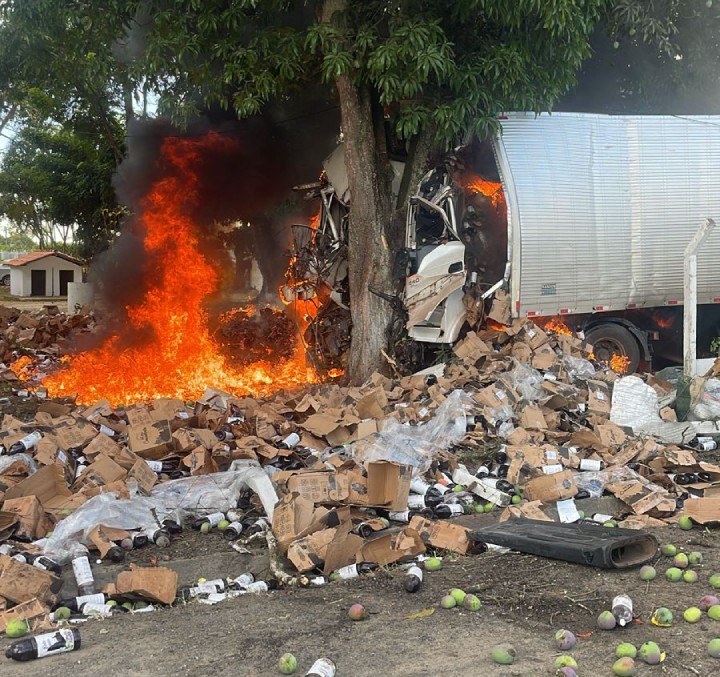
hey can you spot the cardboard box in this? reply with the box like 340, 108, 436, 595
0, 598, 49, 633
3, 463, 72, 509
587, 380, 612, 415
89, 525, 130, 557
0, 511, 18, 540
84, 432, 122, 459
172, 428, 218, 452
520, 406, 548, 431
271, 493, 329, 553
74, 453, 126, 490
356, 527, 425, 566
2, 496, 44, 540
287, 527, 337, 572
115, 564, 178, 605
53, 420, 98, 450
0, 555, 63, 604
127, 420, 173, 460
523, 469, 577, 503
366, 461, 411, 511
127, 459, 158, 494
408, 516, 474, 554
681, 497, 720, 525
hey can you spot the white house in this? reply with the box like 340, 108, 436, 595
6, 251, 85, 297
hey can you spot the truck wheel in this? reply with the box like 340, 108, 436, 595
584, 323, 641, 374
0, 274, 9, 286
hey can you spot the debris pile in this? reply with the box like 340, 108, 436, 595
1, 314, 720, 647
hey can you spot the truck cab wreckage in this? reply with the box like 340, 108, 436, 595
282, 112, 720, 375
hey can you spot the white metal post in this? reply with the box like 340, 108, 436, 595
684, 218, 716, 378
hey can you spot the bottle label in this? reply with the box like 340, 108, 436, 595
337, 564, 359, 580
448, 503, 464, 516
388, 510, 409, 522
433, 483, 451, 494
406, 566, 423, 581
36, 629, 76, 657
146, 460, 163, 472
307, 658, 336, 677
76, 593, 105, 607
196, 579, 224, 594
19, 430, 42, 449
407, 494, 426, 509
81, 602, 113, 616
410, 476, 431, 495
281, 432, 300, 448
592, 513, 614, 523
206, 512, 225, 527
72, 556, 94, 588
245, 581, 269, 593
580, 459, 602, 471
226, 521, 243, 535
234, 573, 254, 588
99, 424, 115, 437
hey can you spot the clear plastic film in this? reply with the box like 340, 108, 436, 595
690, 377, 720, 421
0, 452, 36, 475
352, 389, 473, 474
563, 355, 596, 382
41, 461, 278, 563
508, 362, 545, 402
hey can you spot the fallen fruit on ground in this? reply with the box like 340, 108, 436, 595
665, 567, 682, 582
511, 494, 522, 505
613, 656, 636, 676
708, 605, 720, 621
425, 557, 442, 572
440, 595, 457, 609
450, 588, 466, 605
554, 655, 578, 669
710, 574, 720, 589
651, 607, 673, 626
660, 544, 677, 556
199, 522, 211, 534
278, 653, 297, 674
597, 610, 617, 630
640, 641, 662, 665
678, 515, 693, 530
53, 606, 72, 621
603, 520, 617, 527
701, 595, 720, 611
555, 668, 577, 677
217, 519, 229, 530
5, 619, 28, 638
348, 603, 366, 621
673, 553, 689, 569
554, 629, 576, 651
684, 607, 702, 623
484, 503, 494, 513
683, 570, 698, 583
490, 644, 516, 665
639, 565, 656, 581
463, 594, 481, 611
615, 643, 637, 659
688, 551, 703, 565
708, 638, 720, 658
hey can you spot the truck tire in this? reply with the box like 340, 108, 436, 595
584, 323, 641, 374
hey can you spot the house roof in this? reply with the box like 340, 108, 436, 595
5, 250, 85, 267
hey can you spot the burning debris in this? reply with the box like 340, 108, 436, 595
216, 306, 297, 366
42, 133, 318, 405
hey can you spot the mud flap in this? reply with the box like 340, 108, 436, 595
470, 519, 658, 569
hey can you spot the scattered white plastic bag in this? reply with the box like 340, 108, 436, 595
690, 378, 720, 420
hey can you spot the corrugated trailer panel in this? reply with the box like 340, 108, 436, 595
493, 113, 720, 316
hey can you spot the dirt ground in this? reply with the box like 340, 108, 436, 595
3, 522, 720, 676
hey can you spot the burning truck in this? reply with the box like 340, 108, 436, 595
282, 112, 720, 375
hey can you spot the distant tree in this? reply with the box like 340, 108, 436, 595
0, 119, 125, 257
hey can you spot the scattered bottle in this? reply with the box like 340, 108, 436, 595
5, 628, 82, 661
162, 518, 183, 534
8, 430, 42, 455
143, 527, 171, 548
407, 493, 441, 510
26, 554, 62, 575
214, 425, 235, 441
612, 593, 633, 627
306, 657, 337, 677
71, 554, 95, 596
579, 458, 603, 472
384, 508, 433, 522
223, 521, 244, 541
245, 517, 270, 535
279, 432, 300, 449
691, 436, 717, 452
103, 545, 125, 563
433, 503, 464, 519
404, 565, 423, 593
334, 562, 378, 580
145, 460, 179, 474
475, 464, 491, 479
245, 579, 280, 593
54, 593, 106, 613
192, 512, 226, 530
231, 573, 255, 589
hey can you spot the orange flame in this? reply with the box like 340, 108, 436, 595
43, 133, 317, 406
463, 176, 506, 210
652, 312, 674, 330
540, 317, 573, 336
9, 355, 37, 382
610, 354, 631, 374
